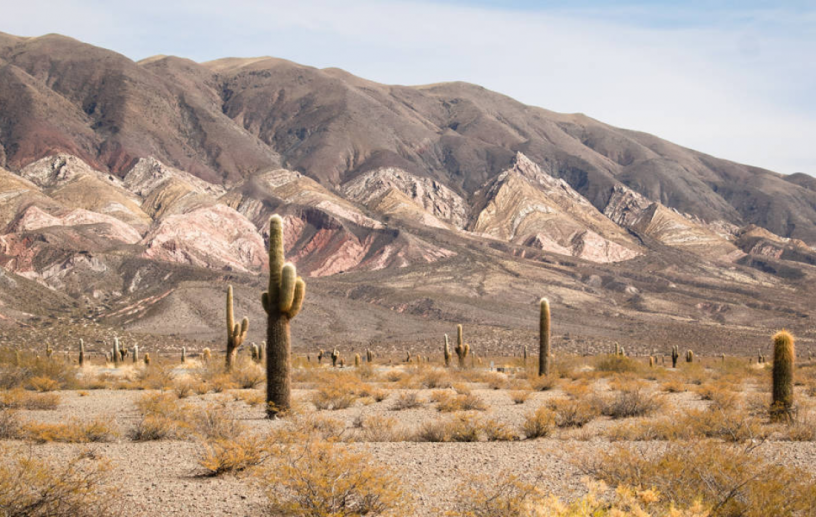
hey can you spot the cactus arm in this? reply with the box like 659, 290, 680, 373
279, 263, 297, 312
287, 278, 305, 319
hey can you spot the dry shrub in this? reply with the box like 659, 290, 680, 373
599, 387, 662, 419
485, 373, 507, 390
371, 389, 388, 402
192, 403, 246, 440
521, 406, 556, 439
356, 415, 404, 442
608, 407, 766, 443
136, 364, 174, 390
232, 389, 265, 407
419, 370, 452, 389
448, 470, 544, 516
0, 409, 21, 439
548, 398, 599, 428
131, 392, 192, 441
0, 389, 60, 410
27, 376, 61, 392
391, 392, 423, 411
582, 441, 816, 517
530, 375, 558, 392
197, 434, 268, 476
311, 386, 357, 411
231, 363, 265, 389
560, 380, 593, 399
173, 378, 195, 399
411, 414, 488, 443
22, 418, 119, 443
210, 374, 236, 393
594, 355, 643, 374
255, 436, 412, 516
661, 378, 687, 393
285, 414, 347, 442
0, 353, 78, 390
0, 445, 119, 516
509, 390, 531, 405
436, 392, 487, 412
696, 382, 740, 410
481, 417, 517, 442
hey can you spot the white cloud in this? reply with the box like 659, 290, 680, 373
1, 0, 814, 174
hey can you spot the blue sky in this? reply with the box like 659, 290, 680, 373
1, 0, 814, 175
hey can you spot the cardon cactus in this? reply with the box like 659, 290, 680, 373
770, 330, 795, 422
331, 349, 339, 367
262, 215, 305, 418
405, 351, 411, 363
78, 339, 85, 367
539, 298, 551, 376
181, 347, 186, 363
455, 325, 470, 368
649, 356, 654, 368
366, 349, 374, 363
225, 285, 249, 371
250, 343, 260, 362
143, 353, 151, 366
354, 354, 361, 367
444, 334, 452, 367
317, 350, 324, 364
259, 342, 266, 364
113, 338, 121, 367
671, 346, 679, 368
614, 343, 621, 356
46, 343, 53, 359
523, 345, 528, 366
132, 345, 139, 364
339, 357, 345, 368
686, 350, 694, 363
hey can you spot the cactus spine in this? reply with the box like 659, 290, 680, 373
444, 334, 452, 367
671, 346, 679, 368
226, 285, 249, 371
262, 215, 306, 418
454, 325, 470, 368
770, 330, 795, 422
78, 339, 85, 367
539, 298, 551, 376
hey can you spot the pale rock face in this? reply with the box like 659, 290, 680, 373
470, 153, 640, 263
140, 204, 266, 273
123, 157, 226, 198
342, 167, 468, 228
603, 184, 739, 258
10, 206, 142, 244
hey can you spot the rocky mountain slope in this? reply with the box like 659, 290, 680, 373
0, 32, 813, 356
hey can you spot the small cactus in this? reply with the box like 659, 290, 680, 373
259, 341, 266, 364
331, 349, 340, 367
113, 338, 121, 367
225, 285, 249, 372
354, 354, 361, 367
405, 351, 411, 363
614, 343, 620, 356
686, 350, 694, 363
132, 345, 139, 364
455, 325, 470, 368
770, 330, 795, 422
143, 353, 151, 366
202, 347, 211, 363
523, 345, 528, 366
444, 334, 452, 367
649, 356, 654, 368
78, 339, 85, 367
339, 358, 345, 368
46, 343, 53, 359
671, 346, 679, 368
366, 349, 374, 363
181, 347, 187, 363
317, 350, 324, 364
539, 298, 551, 376
251, 343, 260, 362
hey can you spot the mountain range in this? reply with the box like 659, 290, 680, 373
0, 31, 813, 357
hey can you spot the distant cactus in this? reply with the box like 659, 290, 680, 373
649, 356, 654, 368
444, 334, 452, 367
317, 350, 324, 364
14, 350, 20, 366
770, 330, 795, 422
225, 285, 249, 372
686, 350, 694, 363
354, 354, 361, 367
202, 347, 211, 363
366, 349, 374, 363
614, 343, 621, 356
78, 339, 85, 367
133, 345, 139, 364
113, 338, 121, 367
455, 325, 470, 368
45, 343, 53, 359
523, 345, 528, 366
181, 347, 187, 363
339, 358, 345, 368
721, 353, 725, 363
671, 346, 679, 368
250, 343, 260, 362
143, 353, 151, 366
331, 349, 339, 367
262, 215, 305, 418
539, 298, 551, 376
405, 351, 411, 363
259, 341, 266, 364
620, 346, 626, 357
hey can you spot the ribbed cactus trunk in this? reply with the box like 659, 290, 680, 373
454, 325, 470, 368
770, 330, 795, 422
225, 285, 249, 371
538, 298, 550, 377
113, 338, 120, 368
444, 334, 451, 367
671, 346, 679, 368
263, 215, 305, 418
78, 339, 85, 367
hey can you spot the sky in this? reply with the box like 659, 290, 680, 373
1, 0, 814, 175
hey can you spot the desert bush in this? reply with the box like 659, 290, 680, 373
197, 434, 267, 476
582, 441, 816, 517
419, 370, 452, 389
255, 437, 412, 516
599, 387, 662, 419
436, 392, 487, 412
448, 470, 544, 516
607, 407, 766, 443
0, 445, 119, 516
521, 407, 556, 439
391, 391, 423, 411
481, 417, 516, 442
173, 378, 195, 399
27, 376, 60, 392
356, 415, 403, 442
22, 418, 119, 443
136, 363, 175, 390
529, 375, 557, 392
696, 382, 740, 410
131, 392, 192, 440
285, 414, 347, 442
509, 390, 531, 404
232, 389, 265, 407
311, 386, 358, 411
485, 373, 507, 390
548, 398, 599, 428
594, 354, 642, 374
0, 409, 21, 439
0, 389, 60, 410
661, 378, 687, 393
231, 363, 265, 389
192, 403, 246, 440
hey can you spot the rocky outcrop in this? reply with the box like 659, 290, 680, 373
470, 154, 640, 263
140, 203, 266, 273
10, 205, 142, 244
342, 167, 467, 229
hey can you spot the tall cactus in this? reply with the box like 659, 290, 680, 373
113, 338, 120, 367
78, 339, 85, 367
262, 215, 305, 418
671, 345, 679, 368
770, 330, 795, 422
686, 350, 694, 363
132, 345, 139, 364
331, 348, 339, 367
317, 350, 324, 364
225, 285, 249, 371
366, 349, 374, 363
250, 343, 260, 362
444, 334, 452, 367
354, 354, 361, 367
181, 347, 187, 363
539, 298, 551, 376
455, 325, 469, 368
